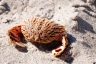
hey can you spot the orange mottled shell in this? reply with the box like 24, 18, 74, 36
21, 17, 67, 44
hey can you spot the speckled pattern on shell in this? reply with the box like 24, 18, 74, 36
21, 17, 67, 44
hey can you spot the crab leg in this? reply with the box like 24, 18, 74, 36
62, 36, 68, 49
13, 41, 26, 47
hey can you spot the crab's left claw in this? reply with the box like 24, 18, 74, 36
52, 36, 68, 57
8, 26, 26, 48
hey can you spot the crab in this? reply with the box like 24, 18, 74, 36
8, 17, 68, 57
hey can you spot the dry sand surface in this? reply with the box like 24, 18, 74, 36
0, 0, 96, 64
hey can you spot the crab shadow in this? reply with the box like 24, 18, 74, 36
75, 17, 96, 34
15, 45, 28, 53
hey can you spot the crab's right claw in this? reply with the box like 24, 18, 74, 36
52, 36, 68, 57
52, 46, 65, 57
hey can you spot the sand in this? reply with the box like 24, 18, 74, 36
0, 0, 96, 64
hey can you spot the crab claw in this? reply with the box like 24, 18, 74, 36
8, 25, 26, 48
52, 46, 64, 57
52, 36, 68, 57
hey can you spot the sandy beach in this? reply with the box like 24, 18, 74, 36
0, 0, 96, 64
